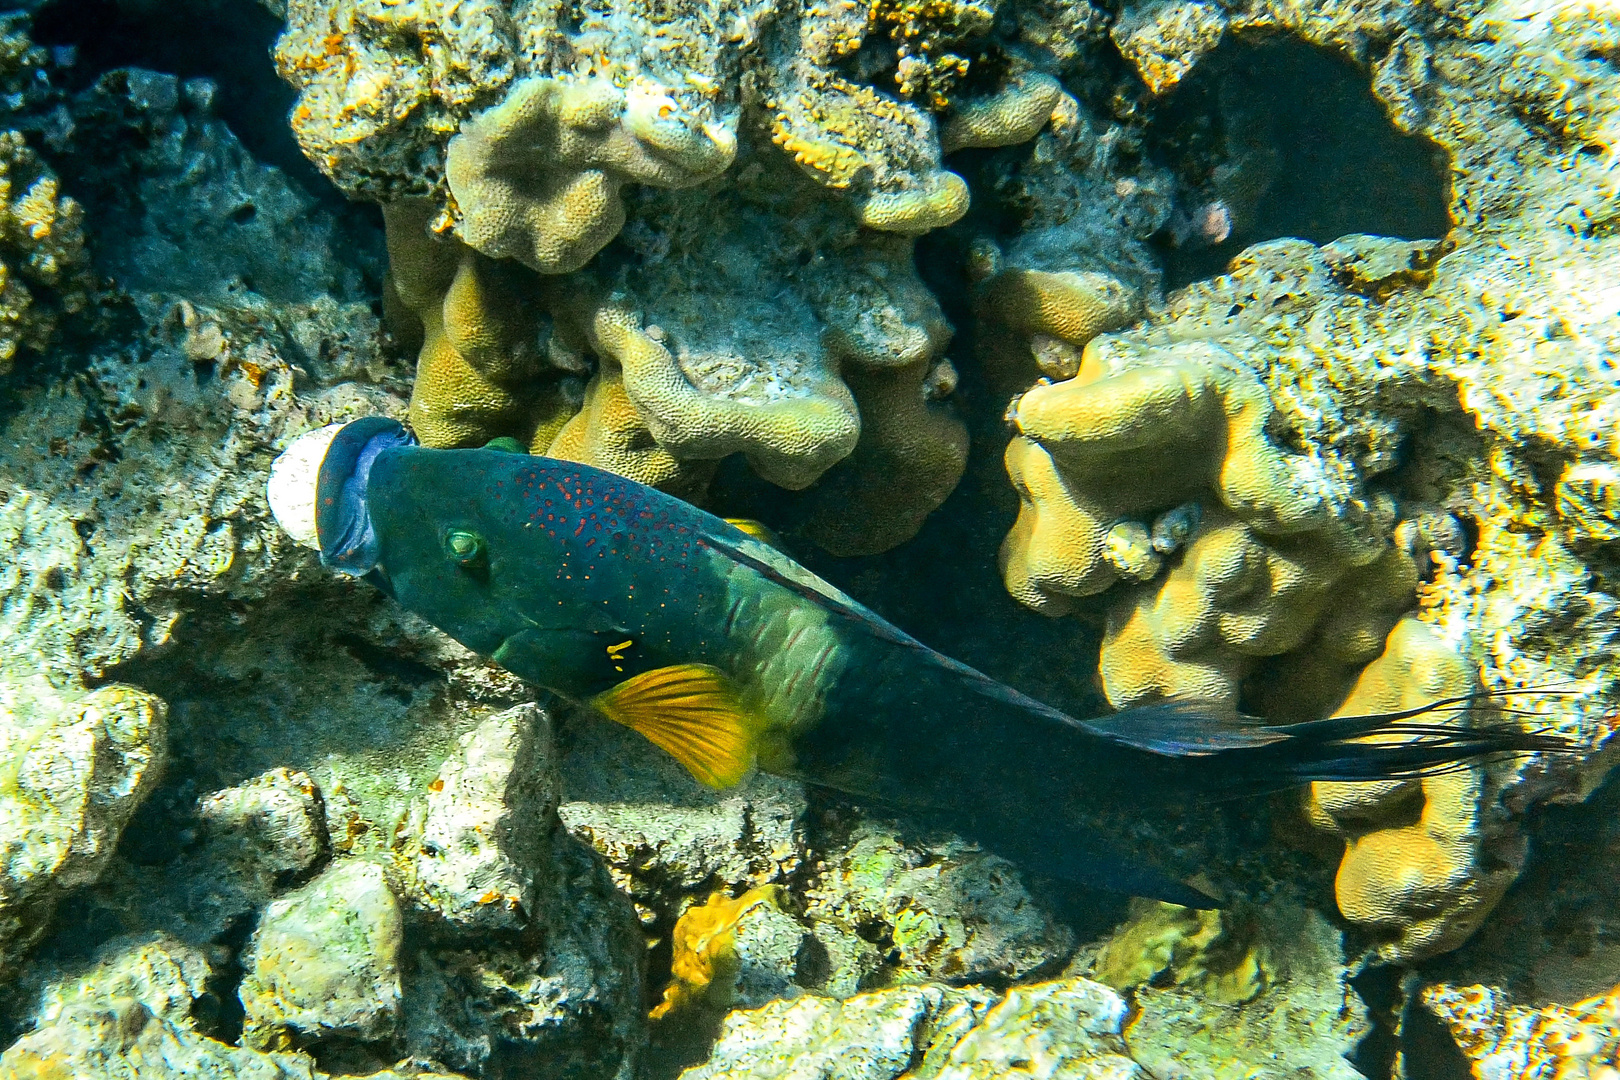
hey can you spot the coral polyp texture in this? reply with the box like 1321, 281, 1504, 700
996, 0, 1620, 964
1306, 618, 1515, 964
274, 0, 1056, 549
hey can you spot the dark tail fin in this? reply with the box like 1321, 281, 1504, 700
1080, 691, 1579, 789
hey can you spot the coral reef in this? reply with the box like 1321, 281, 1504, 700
997, 215, 1619, 962
0, 17, 91, 374
1422, 981, 1620, 1080
271, 0, 1070, 552
679, 977, 1144, 1079
1, 0, 1619, 1072
1084, 892, 1367, 1080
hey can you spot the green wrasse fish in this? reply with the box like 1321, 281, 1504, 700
268, 417, 1567, 906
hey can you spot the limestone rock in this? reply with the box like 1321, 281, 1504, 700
1087, 895, 1368, 1080
0, 997, 322, 1079
394, 703, 554, 932
239, 859, 404, 1050
680, 977, 1142, 1080
803, 820, 1074, 987
198, 768, 329, 889
560, 717, 807, 925
27, 932, 213, 1029
0, 676, 167, 976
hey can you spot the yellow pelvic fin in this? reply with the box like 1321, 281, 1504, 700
591, 664, 758, 789
724, 518, 784, 550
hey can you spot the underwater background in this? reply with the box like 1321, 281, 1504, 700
0, 0, 1617, 1076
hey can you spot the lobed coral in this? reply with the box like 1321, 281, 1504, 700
991, 0, 1620, 966
276, 0, 1070, 550
1000, 303, 1421, 716
1305, 618, 1520, 964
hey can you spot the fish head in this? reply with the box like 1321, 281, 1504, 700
267, 416, 415, 576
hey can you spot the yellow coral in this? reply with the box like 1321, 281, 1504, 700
940, 72, 1065, 152
651, 886, 787, 1020
765, 69, 968, 235
1000, 338, 1423, 716
975, 267, 1140, 385
383, 200, 578, 450
1306, 618, 1515, 964
446, 77, 735, 274
546, 363, 693, 492
0, 130, 92, 373
561, 296, 860, 490
1093, 899, 1266, 1006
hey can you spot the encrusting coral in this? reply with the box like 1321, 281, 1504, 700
1087, 892, 1368, 1080
0, 21, 92, 373
652, 885, 790, 1020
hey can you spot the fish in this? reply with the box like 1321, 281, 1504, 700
268, 417, 1571, 907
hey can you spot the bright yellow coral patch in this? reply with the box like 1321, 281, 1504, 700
651, 886, 788, 1020
1306, 617, 1511, 964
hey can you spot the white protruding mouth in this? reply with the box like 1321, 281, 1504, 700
267, 423, 347, 550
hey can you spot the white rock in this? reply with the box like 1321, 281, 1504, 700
240, 859, 403, 1048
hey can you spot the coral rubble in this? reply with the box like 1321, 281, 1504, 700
680, 977, 1145, 1080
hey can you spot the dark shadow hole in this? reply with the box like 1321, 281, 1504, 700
1146, 33, 1453, 288
32, 0, 342, 204
1398, 991, 1474, 1080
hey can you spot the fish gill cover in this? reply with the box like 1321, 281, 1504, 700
0, 0, 1615, 1078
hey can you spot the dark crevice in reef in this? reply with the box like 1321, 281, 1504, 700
1146, 32, 1453, 289
1398, 994, 1474, 1080
1348, 965, 1405, 1080
707, 226, 1112, 724
32, 0, 341, 206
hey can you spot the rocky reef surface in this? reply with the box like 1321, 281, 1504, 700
0, 0, 1616, 1077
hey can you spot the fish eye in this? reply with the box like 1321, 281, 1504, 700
443, 529, 486, 566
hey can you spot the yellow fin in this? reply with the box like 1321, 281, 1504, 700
724, 518, 783, 549
591, 664, 758, 789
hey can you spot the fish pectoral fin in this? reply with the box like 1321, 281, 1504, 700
591, 664, 759, 790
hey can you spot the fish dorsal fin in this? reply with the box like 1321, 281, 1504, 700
723, 518, 784, 549
591, 664, 758, 789
700, 529, 911, 646
699, 527, 1095, 730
